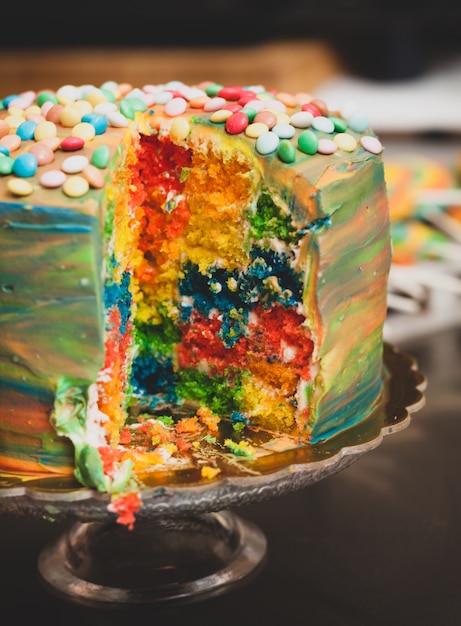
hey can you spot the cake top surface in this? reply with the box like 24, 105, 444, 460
0, 80, 384, 216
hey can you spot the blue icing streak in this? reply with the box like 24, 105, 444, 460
297, 215, 331, 236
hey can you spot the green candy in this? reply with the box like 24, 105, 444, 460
329, 115, 348, 133
100, 88, 116, 103
0, 156, 14, 175
119, 99, 135, 120
204, 83, 223, 97
36, 91, 58, 107
277, 139, 296, 164
91, 145, 111, 169
124, 97, 147, 114
297, 130, 318, 155
241, 107, 257, 122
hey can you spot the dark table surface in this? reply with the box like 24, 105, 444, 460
1, 325, 460, 625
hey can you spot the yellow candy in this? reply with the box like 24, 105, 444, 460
24, 105, 42, 117
72, 100, 93, 116
85, 89, 108, 107
210, 109, 232, 123
334, 132, 357, 152
72, 122, 96, 142
5, 114, 25, 130
169, 117, 190, 144
7, 178, 33, 196
245, 122, 269, 139
60, 106, 82, 128
34, 121, 57, 141
63, 175, 89, 198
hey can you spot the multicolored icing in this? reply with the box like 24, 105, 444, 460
0, 80, 391, 525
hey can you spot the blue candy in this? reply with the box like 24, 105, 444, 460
12, 152, 38, 177
17, 120, 38, 141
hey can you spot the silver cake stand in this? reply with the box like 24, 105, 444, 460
0, 344, 426, 608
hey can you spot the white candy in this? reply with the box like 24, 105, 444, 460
62, 155, 89, 174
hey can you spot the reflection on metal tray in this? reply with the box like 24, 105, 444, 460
0, 343, 426, 522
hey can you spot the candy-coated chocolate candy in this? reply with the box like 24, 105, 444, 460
188, 96, 209, 109
85, 89, 109, 107
317, 138, 338, 155
154, 91, 173, 105
312, 116, 335, 133
297, 130, 318, 155
0, 134, 21, 152
61, 136, 85, 151
164, 97, 187, 117
107, 111, 129, 127
245, 122, 269, 139
72, 99, 93, 116
225, 111, 249, 135
223, 103, 242, 113
93, 102, 117, 115
125, 97, 147, 114
81, 113, 108, 135
63, 175, 89, 198
72, 122, 96, 142
0, 120, 9, 138
170, 117, 190, 143
204, 83, 223, 97
240, 107, 257, 122
45, 104, 64, 124
0, 145, 9, 156
39, 169, 67, 188
82, 164, 105, 188
217, 86, 242, 101
301, 102, 321, 117
25, 113, 45, 124
56, 84, 80, 105
254, 110, 277, 129
16, 120, 37, 141
309, 98, 328, 116
210, 109, 232, 123
5, 114, 24, 130
329, 115, 348, 133
34, 120, 57, 141
13, 152, 38, 177
39, 136, 61, 152
203, 97, 226, 112
91, 145, 111, 168
7, 177, 33, 196
0, 156, 14, 175
62, 154, 89, 174
255, 130, 280, 155
290, 111, 313, 128
60, 105, 81, 127
277, 139, 296, 163
28, 142, 55, 165
36, 91, 59, 107
272, 123, 295, 139
334, 132, 357, 152
360, 135, 383, 154
348, 112, 369, 133
119, 99, 135, 120
275, 91, 296, 108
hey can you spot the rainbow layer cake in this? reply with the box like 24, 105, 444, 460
0, 80, 391, 525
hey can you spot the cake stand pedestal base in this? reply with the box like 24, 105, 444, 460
37, 510, 267, 608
